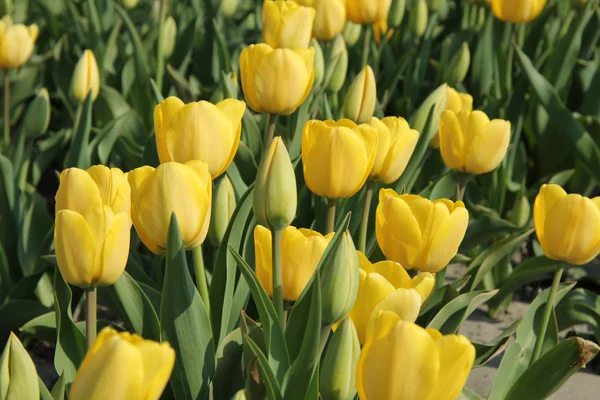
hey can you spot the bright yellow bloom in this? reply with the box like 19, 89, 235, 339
0, 333, 40, 400
376, 189, 468, 273
439, 109, 511, 175
534, 184, 600, 265
357, 311, 475, 400
262, 1, 315, 49
71, 49, 100, 102
154, 96, 245, 179
240, 43, 314, 115
128, 161, 212, 254
430, 86, 473, 148
346, 0, 392, 25
298, 0, 347, 41
302, 118, 378, 199
342, 65, 376, 123
54, 166, 131, 288
491, 0, 546, 24
346, 251, 434, 343
369, 116, 419, 184
69, 328, 175, 400
254, 225, 334, 301
0, 16, 38, 69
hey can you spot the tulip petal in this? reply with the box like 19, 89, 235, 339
154, 97, 185, 163
533, 184, 566, 247
465, 119, 511, 174
372, 260, 411, 289
349, 271, 395, 343
428, 335, 475, 400
0, 24, 36, 68
378, 118, 419, 184
439, 110, 463, 171
132, 340, 176, 400
55, 210, 96, 287
411, 272, 435, 303
55, 168, 102, 214
96, 213, 131, 286
357, 250, 375, 273
240, 44, 270, 114
366, 288, 421, 337
369, 117, 391, 178
87, 166, 130, 216
254, 225, 274, 296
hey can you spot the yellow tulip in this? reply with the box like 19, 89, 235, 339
154, 96, 245, 179
534, 184, 600, 265
491, 0, 546, 24
240, 43, 314, 115
0, 333, 39, 400
369, 116, 419, 184
71, 49, 100, 102
128, 161, 212, 254
262, 1, 315, 49
430, 86, 473, 148
297, 0, 347, 41
347, 251, 434, 343
376, 189, 468, 273
0, 16, 38, 69
347, 0, 392, 25
302, 118, 378, 199
357, 311, 475, 400
439, 109, 511, 175
54, 166, 131, 288
342, 65, 376, 123
69, 327, 175, 400
373, 19, 393, 45
254, 225, 334, 300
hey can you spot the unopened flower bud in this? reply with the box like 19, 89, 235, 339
0, 333, 39, 400
162, 16, 177, 59
409, 0, 428, 38
209, 175, 236, 247
326, 35, 349, 93
342, 66, 376, 124
71, 49, 100, 103
388, 0, 406, 27
22, 88, 50, 138
320, 318, 360, 400
311, 39, 325, 87
343, 21, 362, 47
445, 42, 470, 85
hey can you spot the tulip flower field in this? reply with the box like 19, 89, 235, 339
2, 0, 600, 399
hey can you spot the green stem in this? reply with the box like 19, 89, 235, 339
193, 245, 211, 312
265, 113, 277, 147
86, 287, 97, 350
358, 181, 373, 253
272, 228, 285, 328
155, 0, 168, 92
326, 199, 336, 234
531, 266, 564, 363
458, 173, 469, 201
361, 26, 371, 67
3, 71, 9, 148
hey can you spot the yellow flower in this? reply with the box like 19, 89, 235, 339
128, 161, 212, 254
491, 0, 546, 24
346, 251, 434, 343
439, 109, 511, 175
54, 166, 131, 288
347, 0, 392, 25
71, 49, 100, 102
0, 16, 38, 69
302, 118, 378, 199
254, 225, 334, 301
240, 43, 314, 115
262, 1, 315, 49
357, 311, 475, 400
342, 65, 376, 123
373, 19, 393, 44
369, 116, 419, 184
297, 0, 347, 41
430, 86, 473, 148
376, 189, 468, 273
69, 327, 175, 400
154, 96, 245, 179
534, 184, 600, 265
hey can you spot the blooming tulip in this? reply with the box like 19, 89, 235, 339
342, 65, 376, 123
439, 109, 511, 175
491, 0, 546, 24
154, 96, 245, 178
298, 0, 347, 41
0, 16, 38, 69
534, 184, 600, 265
302, 118, 378, 199
69, 328, 175, 400
254, 225, 333, 300
357, 311, 475, 400
376, 189, 468, 273
240, 43, 314, 115
128, 161, 212, 254
369, 116, 419, 184
0, 333, 39, 400
430, 86, 472, 148
347, 0, 392, 25
71, 49, 100, 102
54, 166, 131, 288
262, 1, 315, 49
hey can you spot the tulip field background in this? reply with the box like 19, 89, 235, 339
2, 0, 600, 399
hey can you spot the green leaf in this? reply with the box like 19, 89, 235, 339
91, 110, 145, 164
426, 289, 498, 334
0, 300, 49, 344
212, 328, 245, 400
39, 377, 53, 400
471, 13, 494, 100
243, 334, 283, 400
472, 319, 519, 367
429, 170, 464, 200
64, 93, 93, 169
50, 373, 66, 400
458, 387, 484, 400
20, 312, 57, 343
150, 78, 165, 104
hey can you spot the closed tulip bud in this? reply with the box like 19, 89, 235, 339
320, 318, 360, 400
22, 87, 50, 138
0, 16, 38, 69
343, 21, 362, 46
428, 0, 447, 12
253, 137, 297, 230
430, 86, 472, 148
347, 0, 392, 25
445, 42, 470, 85
388, 0, 406, 27
409, 0, 428, 37
491, 0, 546, 24
71, 49, 100, 103
161, 16, 177, 59
369, 116, 419, 184
342, 65, 376, 123
0, 333, 39, 400
69, 327, 175, 400
302, 118, 378, 199
123, 0, 139, 8
240, 43, 314, 115
221, 0, 239, 17
411, 83, 449, 135
534, 184, 600, 265
129, 161, 212, 254
208, 176, 236, 247
376, 189, 469, 273
254, 225, 334, 300
154, 96, 245, 178
298, 0, 346, 41
439, 110, 511, 175
357, 311, 475, 400
325, 35, 348, 93
232, 390, 247, 400
55, 166, 131, 288
311, 39, 325, 87
262, 1, 315, 49
511, 195, 531, 228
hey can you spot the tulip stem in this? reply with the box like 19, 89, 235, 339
155, 0, 168, 92
531, 266, 564, 363
272, 228, 285, 328
458, 173, 469, 200
3, 71, 9, 148
85, 287, 97, 350
326, 198, 336, 234
265, 113, 277, 147
359, 181, 373, 253
193, 245, 211, 313
361, 27, 371, 67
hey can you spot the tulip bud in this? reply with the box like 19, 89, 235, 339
209, 175, 236, 247
511, 195, 530, 228
221, 0, 239, 17
342, 66, 376, 124
232, 390, 247, 400
253, 137, 297, 230
491, 0, 546, 23
162, 16, 177, 59
388, 0, 406, 27
311, 39, 325, 87
428, 0, 447, 12
343, 21, 362, 47
325, 35, 348, 93
410, 83, 448, 134
71, 49, 100, 103
123, 0, 139, 8
409, 0, 428, 38
320, 318, 360, 400
445, 42, 470, 85
0, 333, 39, 400
22, 88, 50, 138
